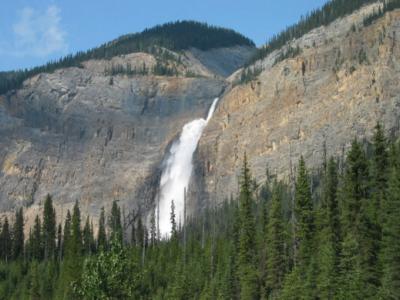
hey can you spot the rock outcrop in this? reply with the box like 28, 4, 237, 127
2, 4, 400, 225
0, 46, 254, 222
193, 4, 400, 208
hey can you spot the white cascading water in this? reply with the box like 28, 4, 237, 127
157, 98, 219, 238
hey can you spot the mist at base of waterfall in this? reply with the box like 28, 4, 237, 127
157, 98, 219, 238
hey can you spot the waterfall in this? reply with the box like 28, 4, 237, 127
157, 98, 219, 238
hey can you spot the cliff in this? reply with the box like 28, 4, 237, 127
0, 44, 255, 222
193, 3, 400, 208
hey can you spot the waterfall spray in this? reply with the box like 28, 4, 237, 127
157, 98, 219, 238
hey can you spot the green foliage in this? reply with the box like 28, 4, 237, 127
364, 0, 400, 27
12, 208, 24, 260
238, 154, 259, 299
247, 0, 379, 66
97, 207, 107, 250
43, 194, 56, 260
265, 183, 286, 298
0, 217, 12, 262
294, 157, 315, 265
78, 238, 140, 299
0, 124, 399, 299
0, 21, 254, 95
379, 143, 400, 299
109, 201, 123, 244
239, 66, 262, 84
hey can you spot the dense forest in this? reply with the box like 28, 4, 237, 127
247, 0, 400, 66
0, 124, 399, 299
0, 21, 254, 95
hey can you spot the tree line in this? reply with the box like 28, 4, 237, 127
246, 0, 398, 66
0, 21, 254, 96
0, 123, 399, 299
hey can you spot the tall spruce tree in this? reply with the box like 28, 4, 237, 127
109, 201, 123, 244
371, 123, 389, 223
265, 182, 286, 298
83, 216, 93, 255
31, 215, 43, 261
62, 201, 83, 299
316, 157, 340, 298
379, 144, 400, 299
12, 207, 24, 260
339, 139, 378, 298
97, 207, 107, 250
63, 210, 71, 257
294, 157, 314, 265
42, 194, 56, 260
1, 216, 12, 262
170, 200, 177, 240
237, 154, 258, 299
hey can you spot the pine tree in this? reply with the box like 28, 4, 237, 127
371, 123, 389, 223
42, 194, 56, 260
83, 216, 93, 255
237, 153, 258, 299
1, 216, 12, 262
379, 144, 400, 299
61, 201, 83, 299
265, 182, 286, 298
316, 157, 340, 298
295, 157, 314, 266
170, 200, 177, 239
31, 215, 42, 261
150, 208, 157, 245
12, 207, 24, 260
340, 139, 378, 298
97, 207, 107, 250
341, 139, 369, 233
56, 223, 62, 261
63, 210, 71, 256
109, 200, 123, 244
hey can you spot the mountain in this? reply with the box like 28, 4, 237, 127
0, 21, 256, 223
1, 2, 400, 224
0, 20, 255, 94
193, 2, 400, 208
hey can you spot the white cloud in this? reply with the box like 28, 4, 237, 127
2, 5, 68, 57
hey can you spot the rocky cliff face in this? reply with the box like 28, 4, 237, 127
193, 4, 400, 208
2, 4, 400, 224
0, 46, 254, 221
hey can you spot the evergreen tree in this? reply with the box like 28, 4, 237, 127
109, 200, 123, 244
1, 217, 12, 262
265, 182, 286, 298
42, 194, 56, 260
170, 200, 177, 240
60, 201, 83, 299
31, 215, 43, 261
56, 223, 62, 261
237, 154, 258, 299
316, 157, 340, 298
341, 139, 369, 233
150, 208, 157, 246
294, 156, 314, 265
379, 144, 400, 299
12, 207, 24, 260
97, 207, 107, 250
62, 210, 72, 257
340, 139, 379, 298
83, 216, 94, 255
371, 123, 389, 222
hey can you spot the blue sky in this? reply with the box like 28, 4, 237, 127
0, 0, 328, 71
